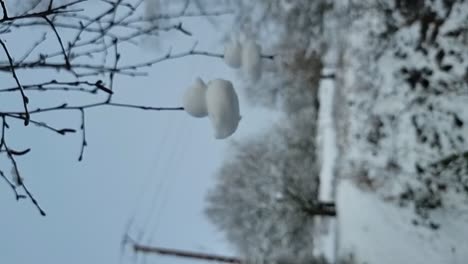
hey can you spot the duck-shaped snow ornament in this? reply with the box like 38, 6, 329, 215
182, 78, 241, 139
223, 34, 264, 82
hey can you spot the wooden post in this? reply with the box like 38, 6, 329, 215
133, 243, 242, 264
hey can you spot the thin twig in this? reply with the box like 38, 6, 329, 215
0, 39, 30, 125
107, 38, 119, 102
0, 116, 45, 215
0, 0, 85, 22
4, 101, 183, 116
43, 16, 71, 69
6, 114, 76, 135
0, 169, 26, 200
0, 80, 111, 94
78, 109, 87, 161
16, 33, 48, 64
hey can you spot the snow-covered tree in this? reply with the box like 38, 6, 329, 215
205, 108, 335, 263
333, 0, 468, 226
238, 1, 332, 112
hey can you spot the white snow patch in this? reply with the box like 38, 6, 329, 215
337, 180, 468, 264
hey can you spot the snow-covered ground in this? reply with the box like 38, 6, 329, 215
337, 179, 468, 264
317, 16, 468, 263
318, 71, 468, 263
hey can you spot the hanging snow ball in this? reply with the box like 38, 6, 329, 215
241, 38, 262, 82
183, 77, 208, 118
223, 38, 242, 69
206, 79, 241, 139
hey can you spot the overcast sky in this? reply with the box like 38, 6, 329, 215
0, 5, 279, 264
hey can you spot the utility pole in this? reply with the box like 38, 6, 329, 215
132, 243, 242, 264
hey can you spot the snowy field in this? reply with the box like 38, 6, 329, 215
318, 78, 468, 264
337, 179, 468, 264
318, 51, 468, 264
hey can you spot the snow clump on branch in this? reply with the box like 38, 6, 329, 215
241, 38, 262, 81
224, 36, 242, 69
183, 77, 208, 118
206, 79, 241, 139
223, 35, 263, 82
182, 78, 241, 139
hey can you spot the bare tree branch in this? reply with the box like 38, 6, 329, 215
0, 0, 8, 20
0, 116, 45, 216
0, 39, 30, 125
